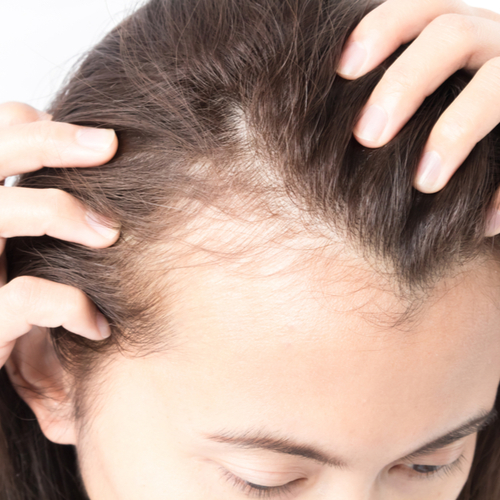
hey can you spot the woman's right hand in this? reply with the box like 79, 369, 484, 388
0, 102, 120, 369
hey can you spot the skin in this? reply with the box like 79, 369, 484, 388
1, 0, 500, 498
11, 223, 500, 500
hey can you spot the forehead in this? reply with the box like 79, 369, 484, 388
159, 233, 500, 423
108, 205, 500, 463
168, 250, 494, 339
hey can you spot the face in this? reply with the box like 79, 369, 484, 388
73, 229, 500, 500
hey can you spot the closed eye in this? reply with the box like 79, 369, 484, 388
219, 467, 302, 498
397, 453, 467, 480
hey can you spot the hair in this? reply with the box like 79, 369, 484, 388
2, 0, 500, 498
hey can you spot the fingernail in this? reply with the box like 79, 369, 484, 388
355, 104, 388, 143
96, 312, 111, 340
76, 127, 116, 152
338, 41, 367, 78
85, 211, 120, 240
415, 151, 442, 193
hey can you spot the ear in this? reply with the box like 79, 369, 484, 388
4, 326, 78, 445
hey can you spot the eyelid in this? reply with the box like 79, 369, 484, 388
399, 436, 469, 465
220, 465, 304, 487
215, 457, 309, 482
212, 456, 308, 488
219, 467, 301, 499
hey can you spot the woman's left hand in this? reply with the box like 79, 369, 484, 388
337, 0, 500, 235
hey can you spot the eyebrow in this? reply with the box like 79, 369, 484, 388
204, 407, 498, 468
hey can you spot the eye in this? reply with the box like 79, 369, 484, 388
403, 454, 467, 480
219, 467, 302, 498
411, 464, 443, 474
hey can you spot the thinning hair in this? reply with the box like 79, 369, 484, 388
1, 0, 500, 498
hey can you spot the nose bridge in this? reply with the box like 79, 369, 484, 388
315, 471, 382, 500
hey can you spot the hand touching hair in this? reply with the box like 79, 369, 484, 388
1, 0, 500, 499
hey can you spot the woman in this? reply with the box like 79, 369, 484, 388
1, 0, 500, 498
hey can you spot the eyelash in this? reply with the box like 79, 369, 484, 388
406, 453, 467, 480
219, 454, 467, 498
219, 467, 297, 499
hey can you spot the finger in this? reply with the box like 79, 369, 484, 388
351, 14, 500, 149
0, 277, 111, 347
0, 186, 120, 247
469, 7, 500, 25
336, 0, 474, 80
0, 120, 118, 179
413, 56, 500, 193
0, 101, 53, 127
485, 187, 500, 237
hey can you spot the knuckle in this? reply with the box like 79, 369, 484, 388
0, 101, 23, 112
430, 13, 476, 44
43, 188, 74, 218
0, 102, 35, 126
29, 120, 52, 145
479, 57, 500, 90
434, 113, 474, 145
38, 188, 82, 236
484, 56, 500, 72
4, 276, 89, 325
28, 121, 62, 163
60, 286, 89, 321
6, 276, 42, 312
382, 67, 416, 98
68, 290, 89, 316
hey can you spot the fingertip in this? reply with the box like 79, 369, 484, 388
352, 129, 387, 149
85, 211, 121, 246
485, 209, 500, 238
412, 178, 441, 195
75, 127, 117, 154
413, 151, 444, 194
95, 312, 111, 340
58, 124, 119, 168
337, 41, 368, 79
352, 104, 389, 146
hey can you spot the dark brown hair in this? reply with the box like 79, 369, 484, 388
2, 0, 500, 498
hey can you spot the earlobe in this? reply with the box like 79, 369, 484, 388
4, 326, 78, 445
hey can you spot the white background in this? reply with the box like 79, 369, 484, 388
0, 0, 499, 112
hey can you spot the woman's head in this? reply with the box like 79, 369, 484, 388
3, 0, 500, 498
